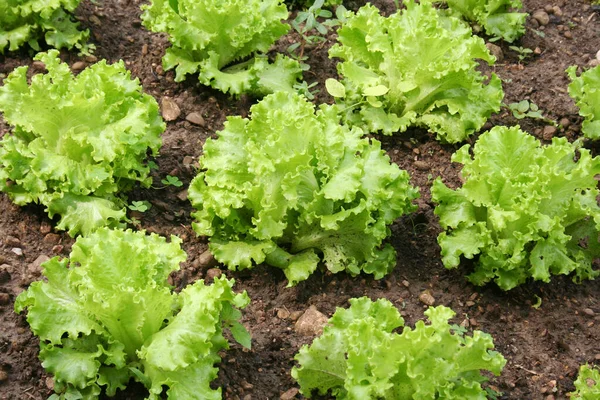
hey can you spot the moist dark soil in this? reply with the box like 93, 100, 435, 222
1, 0, 599, 399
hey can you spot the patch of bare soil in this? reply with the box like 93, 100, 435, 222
0, 0, 599, 399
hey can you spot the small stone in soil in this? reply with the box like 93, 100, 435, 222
29, 255, 50, 272
414, 160, 429, 171
0, 370, 7, 383
161, 97, 181, 121
43, 233, 61, 244
295, 305, 328, 336
71, 61, 87, 71
419, 291, 435, 306
186, 112, 206, 127
194, 250, 217, 270
280, 388, 299, 400
583, 308, 595, 317
177, 189, 189, 202
542, 125, 557, 140
485, 43, 504, 62
40, 222, 52, 235
0, 293, 10, 305
5, 235, 21, 247
276, 308, 290, 319
532, 10, 550, 26
205, 268, 223, 281
11, 248, 23, 256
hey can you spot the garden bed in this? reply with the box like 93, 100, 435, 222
0, 0, 599, 399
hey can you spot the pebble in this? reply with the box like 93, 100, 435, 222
533, 10, 550, 26
486, 43, 504, 62
0, 370, 7, 383
43, 233, 60, 245
243, 395, 252, 400
596, 50, 600, 62
0, 292, 10, 305
71, 61, 87, 71
194, 250, 217, 270
29, 255, 50, 273
583, 308, 595, 317
45, 377, 54, 391
5, 235, 21, 247
161, 97, 181, 121
280, 388, 299, 400
32, 61, 46, 71
142, 44, 149, 56
552, 6, 563, 17
414, 161, 429, 171
402, 280, 410, 287
559, 118, 570, 128
89, 15, 101, 26
289, 311, 303, 321
276, 308, 290, 319
542, 125, 557, 141
11, 248, 23, 256
564, 31, 572, 39
295, 305, 328, 336
241, 380, 253, 390
186, 112, 206, 127
419, 291, 435, 306
176, 189, 189, 202
40, 222, 52, 235
205, 268, 223, 281
85, 55, 98, 63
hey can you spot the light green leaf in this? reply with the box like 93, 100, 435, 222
325, 78, 346, 98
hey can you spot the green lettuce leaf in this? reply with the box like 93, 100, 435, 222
0, 0, 91, 54
571, 364, 600, 399
567, 65, 600, 140
432, 126, 600, 290
327, 0, 503, 143
292, 298, 506, 399
15, 228, 250, 399
434, 0, 527, 43
188, 91, 419, 285
141, 0, 303, 96
0, 50, 164, 236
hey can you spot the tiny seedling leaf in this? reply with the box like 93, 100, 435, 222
325, 78, 346, 98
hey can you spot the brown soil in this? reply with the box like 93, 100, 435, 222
1, 0, 599, 399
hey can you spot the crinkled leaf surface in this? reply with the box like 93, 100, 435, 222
0, 0, 90, 53
571, 364, 600, 399
141, 0, 302, 95
432, 126, 600, 289
568, 65, 600, 140
15, 228, 249, 399
328, 0, 503, 143
292, 298, 506, 399
438, 0, 526, 43
0, 50, 164, 236
188, 92, 419, 285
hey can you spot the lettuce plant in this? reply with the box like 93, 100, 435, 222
435, 0, 527, 43
571, 364, 600, 399
188, 91, 419, 286
432, 126, 600, 290
326, 0, 503, 144
0, 50, 164, 236
141, 0, 303, 96
567, 65, 600, 140
292, 297, 506, 399
15, 228, 250, 400
0, 0, 91, 54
